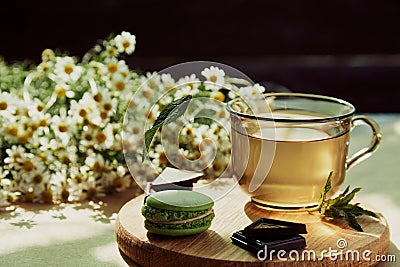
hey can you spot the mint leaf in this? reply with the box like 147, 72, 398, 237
316, 172, 380, 232
318, 171, 333, 207
142, 95, 192, 161
344, 212, 363, 232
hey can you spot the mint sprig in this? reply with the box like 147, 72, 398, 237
142, 95, 192, 161
317, 172, 380, 232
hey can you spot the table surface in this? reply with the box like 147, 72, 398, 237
1, 114, 400, 267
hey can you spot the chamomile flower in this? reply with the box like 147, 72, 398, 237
112, 72, 128, 92
238, 83, 265, 99
177, 74, 200, 91
55, 83, 75, 98
4, 145, 25, 165
201, 66, 225, 90
37, 61, 53, 73
104, 45, 119, 58
81, 176, 105, 200
54, 56, 83, 82
105, 58, 129, 76
0, 91, 17, 115
85, 153, 109, 173
93, 125, 115, 150
0, 188, 16, 208
51, 113, 76, 146
41, 48, 55, 62
115, 31, 136, 54
161, 73, 175, 91
69, 99, 91, 124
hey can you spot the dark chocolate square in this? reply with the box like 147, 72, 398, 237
231, 230, 306, 255
243, 218, 307, 239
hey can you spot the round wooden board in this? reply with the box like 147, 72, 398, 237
115, 180, 389, 267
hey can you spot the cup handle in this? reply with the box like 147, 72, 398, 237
346, 115, 382, 170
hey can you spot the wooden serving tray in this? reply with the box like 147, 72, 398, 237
115, 180, 389, 267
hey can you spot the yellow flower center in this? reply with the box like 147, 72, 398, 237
113, 178, 124, 189
149, 80, 157, 89
13, 153, 21, 160
75, 175, 83, 184
18, 134, 29, 144
209, 75, 218, 83
108, 63, 118, 73
0, 101, 8, 110
115, 81, 126, 91
142, 90, 152, 99
61, 189, 69, 202
132, 127, 140, 135
41, 189, 53, 203
107, 47, 116, 56
33, 174, 43, 184
87, 187, 97, 200
122, 40, 130, 49
61, 156, 71, 164
24, 192, 35, 202
39, 62, 49, 72
100, 111, 108, 120
39, 152, 47, 162
64, 64, 74, 75
79, 109, 87, 118
93, 93, 103, 102
55, 87, 66, 98
103, 103, 112, 111
84, 133, 93, 141
37, 103, 45, 112
39, 119, 48, 127
7, 125, 18, 136
23, 160, 35, 172
58, 123, 68, 133
93, 162, 103, 172
96, 132, 107, 144
31, 123, 39, 131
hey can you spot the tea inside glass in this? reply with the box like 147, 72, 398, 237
227, 93, 381, 208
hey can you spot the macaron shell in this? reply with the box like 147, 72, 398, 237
145, 222, 212, 236
146, 190, 214, 212
142, 204, 209, 221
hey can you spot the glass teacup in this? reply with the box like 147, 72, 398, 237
227, 93, 381, 208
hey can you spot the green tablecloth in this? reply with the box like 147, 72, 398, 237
0, 114, 399, 266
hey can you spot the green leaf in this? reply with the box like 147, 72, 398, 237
318, 171, 333, 206
344, 212, 363, 232
335, 187, 361, 207
316, 171, 379, 232
142, 95, 192, 161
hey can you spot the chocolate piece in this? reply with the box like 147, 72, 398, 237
146, 167, 203, 193
231, 230, 306, 255
243, 218, 307, 238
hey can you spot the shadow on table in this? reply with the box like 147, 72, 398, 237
0, 186, 143, 228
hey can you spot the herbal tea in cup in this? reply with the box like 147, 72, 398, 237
227, 93, 381, 208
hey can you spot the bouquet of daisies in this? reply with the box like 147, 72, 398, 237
0, 31, 264, 207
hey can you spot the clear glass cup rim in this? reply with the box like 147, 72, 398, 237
226, 92, 356, 123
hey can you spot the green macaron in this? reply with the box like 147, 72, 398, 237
141, 190, 215, 236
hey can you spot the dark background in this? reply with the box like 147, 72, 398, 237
1, 0, 400, 112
